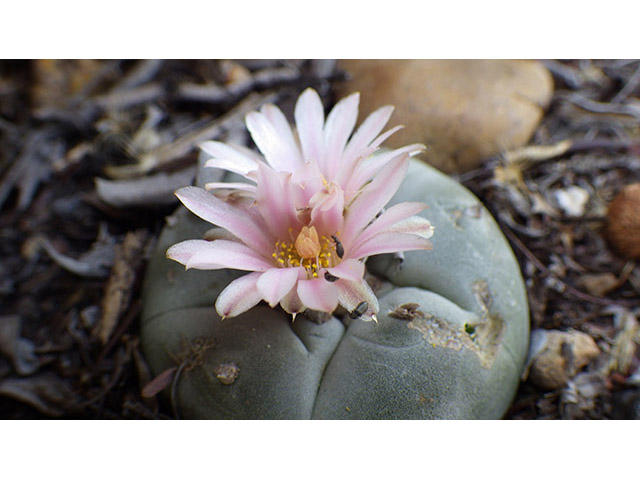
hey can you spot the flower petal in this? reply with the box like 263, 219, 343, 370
200, 141, 261, 177
246, 108, 301, 173
309, 182, 345, 235
260, 103, 303, 170
256, 267, 300, 307
322, 92, 359, 179
255, 163, 302, 239
343, 126, 406, 189
345, 143, 424, 197
382, 215, 435, 238
355, 202, 427, 246
326, 258, 364, 282
341, 153, 410, 248
294, 88, 325, 165
335, 105, 395, 186
215, 272, 263, 318
297, 278, 339, 313
336, 278, 379, 322
175, 186, 272, 255
349, 232, 433, 259
204, 182, 256, 194
280, 286, 305, 316
291, 159, 325, 206
166, 239, 213, 265
178, 239, 274, 271
342, 105, 394, 165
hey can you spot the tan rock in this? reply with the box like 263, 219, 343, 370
526, 329, 600, 390
576, 272, 618, 297
335, 59, 553, 173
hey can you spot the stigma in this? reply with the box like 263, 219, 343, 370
294, 226, 321, 259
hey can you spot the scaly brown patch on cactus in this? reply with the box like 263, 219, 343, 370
407, 280, 505, 369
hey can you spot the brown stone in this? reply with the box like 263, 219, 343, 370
335, 60, 553, 173
607, 183, 640, 259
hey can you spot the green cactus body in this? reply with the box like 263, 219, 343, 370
141, 159, 530, 419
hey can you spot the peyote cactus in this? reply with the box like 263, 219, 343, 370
140, 89, 530, 419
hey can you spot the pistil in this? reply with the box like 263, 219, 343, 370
271, 225, 337, 278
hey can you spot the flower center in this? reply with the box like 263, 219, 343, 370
271, 225, 338, 278
295, 226, 321, 259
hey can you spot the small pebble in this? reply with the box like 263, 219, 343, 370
215, 363, 239, 385
554, 186, 590, 217
526, 329, 600, 390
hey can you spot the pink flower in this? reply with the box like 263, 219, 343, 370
167, 88, 434, 322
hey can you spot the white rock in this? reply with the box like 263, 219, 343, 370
554, 186, 590, 217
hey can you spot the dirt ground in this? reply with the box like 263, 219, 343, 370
1, 59, 638, 419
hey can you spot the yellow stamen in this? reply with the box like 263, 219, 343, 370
272, 225, 340, 279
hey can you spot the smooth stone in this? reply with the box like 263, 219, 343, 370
335, 59, 553, 173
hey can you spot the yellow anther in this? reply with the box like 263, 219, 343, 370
272, 225, 340, 279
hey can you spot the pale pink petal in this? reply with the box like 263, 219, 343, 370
175, 186, 272, 254
382, 215, 435, 238
341, 154, 409, 248
294, 88, 325, 164
185, 240, 274, 271
261, 103, 303, 169
341, 105, 394, 165
204, 182, 257, 194
280, 287, 305, 317
344, 125, 403, 184
345, 144, 424, 197
246, 111, 282, 167
343, 126, 406, 186
336, 278, 379, 322
215, 272, 263, 319
291, 160, 325, 206
335, 105, 395, 185
326, 258, 364, 282
256, 267, 300, 307
355, 202, 427, 245
246, 109, 301, 173
202, 227, 238, 242
309, 182, 345, 235
279, 268, 307, 315
367, 125, 406, 152
297, 278, 339, 313
255, 163, 302, 238
349, 232, 433, 259
166, 239, 213, 265
200, 141, 261, 177
322, 92, 359, 179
